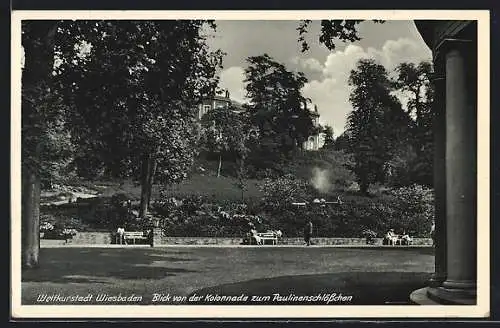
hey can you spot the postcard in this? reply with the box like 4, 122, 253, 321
11, 9, 490, 319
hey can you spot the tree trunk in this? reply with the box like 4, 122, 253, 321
217, 153, 222, 178
22, 167, 41, 269
148, 156, 157, 200
21, 21, 58, 270
139, 153, 155, 218
359, 181, 369, 196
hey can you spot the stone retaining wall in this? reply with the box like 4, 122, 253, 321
155, 236, 432, 246
41, 231, 433, 246
41, 232, 114, 245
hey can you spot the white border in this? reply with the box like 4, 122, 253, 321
11, 10, 490, 319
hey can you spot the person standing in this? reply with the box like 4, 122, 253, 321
430, 221, 435, 246
304, 219, 313, 246
117, 226, 126, 245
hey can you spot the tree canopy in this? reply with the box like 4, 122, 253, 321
393, 61, 434, 186
297, 20, 385, 52
347, 58, 410, 194
243, 54, 316, 155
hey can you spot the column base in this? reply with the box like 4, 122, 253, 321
410, 285, 476, 305
410, 287, 441, 305
429, 285, 476, 305
427, 273, 447, 287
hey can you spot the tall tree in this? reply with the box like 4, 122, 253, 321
21, 21, 61, 268
244, 54, 314, 155
200, 105, 247, 177
55, 21, 224, 218
394, 61, 434, 186
347, 59, 409, 194
322, 125, 335, 149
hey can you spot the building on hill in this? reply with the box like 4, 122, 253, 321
302, 104, 321, 151
197, 90, 244, 120
197, 90, 322, 151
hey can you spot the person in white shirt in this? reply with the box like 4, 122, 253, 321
401, 231, 413, 245
117, 226, 126, 245
385, 229, 397, 245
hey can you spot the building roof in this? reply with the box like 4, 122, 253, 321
415, 20, 476, 51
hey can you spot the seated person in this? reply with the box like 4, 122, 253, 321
400, 231, 413, 245
384, 229, 398, 245
250, 229, 262, 245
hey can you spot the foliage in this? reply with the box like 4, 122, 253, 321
297, 20, 384, 52
56, 20, 223, 178
393, 61, 434, 187
308, 149, 356, 191
53, 20, 225, 216
41, 195, 147, 232
244, 54, 315, 156
258, 175, 313, 212
333, 131, 351, 151
385, 143, 419, 187
199, 105, 257, 178
347, 59, 411, 194
151, 194, 267, 237
40, 183, 434, 239
386, 184, 434, 236
260, 187, 433, 238
322, 125, 335, 149
22, 22, 76, 189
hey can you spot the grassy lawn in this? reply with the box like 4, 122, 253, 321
22, 247, 434, 305
159, 175, 263, 201
45, 175, 263, 202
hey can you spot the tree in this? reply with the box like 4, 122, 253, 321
21, 21, 64, 268
347, 59, 409, 194
322, 125, 335, 149
333, 131, 351, 151
394, 61, 434, 186
244, 54, 315, 156
55, 21, 224, 218
200, 105, 247, 178
297, 20, 384, 52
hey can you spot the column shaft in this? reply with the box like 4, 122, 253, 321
428, 73, 447, 286
442, 44, 477, 295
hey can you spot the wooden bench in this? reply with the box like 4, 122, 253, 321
123, 231, 148, 245
383, 235, 413, 246
257, 232, 278, 245
244, 232, 279, 245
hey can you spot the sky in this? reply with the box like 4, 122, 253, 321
206, 20, 432, 136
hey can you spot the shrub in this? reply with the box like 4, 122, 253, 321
250, 187, 434, 238
386, 184, 434, 237
259, 175, 312, 212
39, 183, 434, 238
40, 195, 149, 232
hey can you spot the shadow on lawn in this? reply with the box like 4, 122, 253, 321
188, 271, 432, 305
22, 248, 199, 284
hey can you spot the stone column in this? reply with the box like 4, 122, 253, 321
435, 39, 477, 304
427, 57, 447, 287
152, 227, 163, 247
